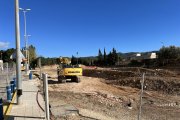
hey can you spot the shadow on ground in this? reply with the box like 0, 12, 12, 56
48, 79, 77, 84
48, 80, 59, 84
5, 115, 45, 120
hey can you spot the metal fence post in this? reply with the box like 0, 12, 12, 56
43, 73, 50, 120
138, 73, 145, 120
42, 73, 45, 99
38, 58, 42, 79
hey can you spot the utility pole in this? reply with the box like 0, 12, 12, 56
19, 8, 31, 74
15, 0, 22, 105
26, 35, 31, 71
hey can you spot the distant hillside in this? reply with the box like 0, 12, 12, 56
118, 52, 138, 59
80, 51, 158, 60
118, 51, 158, 59
80, 56, 97, 60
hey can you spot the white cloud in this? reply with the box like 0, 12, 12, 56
0, 41, 9, 49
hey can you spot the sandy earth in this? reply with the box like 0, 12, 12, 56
35, 65, 180, 120
48, 76, 138, 120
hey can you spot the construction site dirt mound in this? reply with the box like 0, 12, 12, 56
83, 68, 180, 95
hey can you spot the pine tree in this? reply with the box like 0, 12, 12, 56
107, 48, 118, 65
98, 49, 103, 65
111, 48, 118, 65
103, 48, 107, 65
107, 51, 113, 65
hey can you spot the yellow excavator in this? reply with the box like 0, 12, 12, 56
57, 57, 82, 83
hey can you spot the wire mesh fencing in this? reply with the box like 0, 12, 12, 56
0, 62, 16, 101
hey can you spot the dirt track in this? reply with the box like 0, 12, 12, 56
36, 65, 180, 120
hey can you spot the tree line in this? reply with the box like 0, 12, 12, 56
96, 48, 120, 66
1, 45, 180, 67
71, 46, 180, 67
0, 45, 37, 65
70, 48, 120, 66
158, 46, 180, 66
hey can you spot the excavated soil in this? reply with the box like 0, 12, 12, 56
83, 67, 180, 95
35, 65, 180, 120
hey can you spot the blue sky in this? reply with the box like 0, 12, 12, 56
0, 0, 180, 57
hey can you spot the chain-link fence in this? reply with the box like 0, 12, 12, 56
0, 62, 16, 101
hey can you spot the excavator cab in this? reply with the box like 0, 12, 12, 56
57, 57, 82, 83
